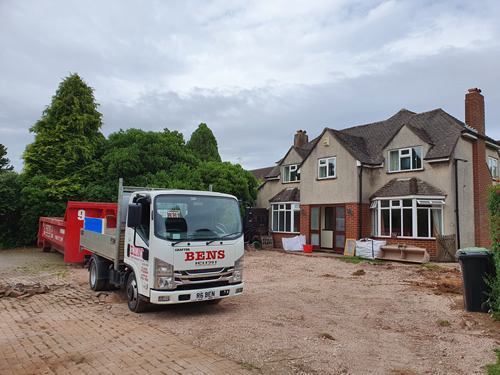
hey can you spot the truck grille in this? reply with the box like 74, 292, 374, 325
174, 267, 233, 286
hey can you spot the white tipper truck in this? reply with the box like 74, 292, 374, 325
79, 179, 244, 312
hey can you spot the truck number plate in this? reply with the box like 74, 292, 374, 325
196, 291, 215, 301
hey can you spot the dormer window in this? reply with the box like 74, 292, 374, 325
283, 164, 300, 183
389, 147, 423, 172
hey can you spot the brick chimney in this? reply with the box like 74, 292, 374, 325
465, 88, 485, 135
466, 88, 491, 247
294, 130, 308, 148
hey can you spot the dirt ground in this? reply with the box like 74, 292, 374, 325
3, 248, 500, 374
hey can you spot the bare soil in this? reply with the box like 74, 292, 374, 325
136, 250, 500, 375
5, 248, 500, 374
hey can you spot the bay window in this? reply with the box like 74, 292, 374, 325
272, 203, 301, 233
371, 198, 444, 239
389, 147, 423, 172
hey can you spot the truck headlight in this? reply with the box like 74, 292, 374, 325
232, 255, 244, 283
154, 258, 175, 290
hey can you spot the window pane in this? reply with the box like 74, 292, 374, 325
389, 151, 399, 171
391, 208, 401, 236
319, 165, 326, 178
278, 211, 285, 232
311, 233, 320, 246
283, 166, 290, 182
272, 210, 278, 231
403, 199, 412, 207
381, 200, 390, 207
336, 206, 345, 231
402, 208, 413, 236
328, 159, 335, 177
381, 210, 390, 236
432, 208, 442, 235
285, 211, 291, 232
417, 209, 429, 237
372, 209, 378, 236
401, 156, 411, 170
335, 234, 345, 249
293, 210, 300, 232
412, 148, 422, 169
325, 207, 334, 230
311, 207, 319, 230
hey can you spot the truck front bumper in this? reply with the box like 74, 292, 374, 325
149, 282, 244, 304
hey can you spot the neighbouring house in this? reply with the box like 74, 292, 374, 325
255, 88, 500, 260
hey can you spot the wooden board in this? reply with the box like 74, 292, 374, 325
344, 238, 356, 256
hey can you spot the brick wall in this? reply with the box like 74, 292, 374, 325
300, 205, 311, 243
472, 138, 492, 247
345, 203, 371, 239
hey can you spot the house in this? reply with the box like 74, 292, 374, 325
255, 88, 500, 260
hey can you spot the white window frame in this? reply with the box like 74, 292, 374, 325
488, 156, 498, 179
371, 197, 444, 239
388, 147, 423, 172
283, 164, 300, 183
271, 203, 301, 233
318, 157, 336, 179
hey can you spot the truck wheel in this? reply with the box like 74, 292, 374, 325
126, 272, 146, 313
89, 257, 107, 291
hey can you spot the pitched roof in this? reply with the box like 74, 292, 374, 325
336, 108, 465, 164
269, 187, 300, 203
371, 177, 446, 199
249, 166, 275, 180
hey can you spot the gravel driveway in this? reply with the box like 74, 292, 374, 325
1, 248, 499, 374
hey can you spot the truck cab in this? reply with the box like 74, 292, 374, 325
81, 183, 244, 312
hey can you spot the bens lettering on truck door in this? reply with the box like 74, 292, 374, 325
185, 250, 225, 262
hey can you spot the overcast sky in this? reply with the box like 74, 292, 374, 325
1, 0, 499, 174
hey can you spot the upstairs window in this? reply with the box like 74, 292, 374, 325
389, 147, 423, 172
318, 157, 336, 179
489, 157, 498, 179
283, 164, 300, 182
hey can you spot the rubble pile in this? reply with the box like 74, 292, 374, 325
0, 282, 50, 299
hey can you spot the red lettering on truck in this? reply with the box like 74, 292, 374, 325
185, 250, 225, 261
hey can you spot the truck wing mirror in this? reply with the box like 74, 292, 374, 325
127, 204, 142, 228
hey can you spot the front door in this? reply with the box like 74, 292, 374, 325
310, 205, 345, 253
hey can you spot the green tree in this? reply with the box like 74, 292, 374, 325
487, 185, 500, 320
186, 123, 222, 162
19, 73, 105, 243
101, 128, 198, 188
0, 171, 22, 248
197, 161, 258, 205
23, 73, 105, 199
0, 144, 14, 173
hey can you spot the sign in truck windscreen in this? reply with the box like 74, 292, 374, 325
154, 194, 242, 242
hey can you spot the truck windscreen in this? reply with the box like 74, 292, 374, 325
154, 194, 242, 242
